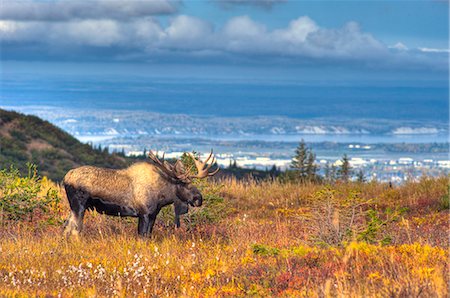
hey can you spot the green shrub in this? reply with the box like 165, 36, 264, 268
184, 190, 228, 228
357, 207, 406, 244
252, 243, 280, 256
158, 190, 228, 229
438, 192, 449, 211
0, 163, 61, 222
306, 187, 407, 246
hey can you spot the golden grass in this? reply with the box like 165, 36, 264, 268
0, 176, 448, 297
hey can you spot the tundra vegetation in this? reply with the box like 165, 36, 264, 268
0, 161, 448, 297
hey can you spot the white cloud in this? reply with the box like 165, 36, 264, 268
164, 15, 214, 49
303, 22, 386, 59
223, 15, 266, 38
0, 12, 446, 70
274, 16, 318, 44
57, 20, 122, 47
222, 16, 269, 53
418, 47, 450, 53
0, 20, 47, 42
390, 42, 408, 51
133, 19, 165, 45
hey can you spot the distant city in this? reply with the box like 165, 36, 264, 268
121, 147, 449, 184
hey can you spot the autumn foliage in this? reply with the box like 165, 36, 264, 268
0, 167, 448, 297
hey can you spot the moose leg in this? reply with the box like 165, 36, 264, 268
174, 200, 189, 228
146, 211, 159, 235
138, 215, 150, 236
64, 184, 89, 237
174, 213, 181, 229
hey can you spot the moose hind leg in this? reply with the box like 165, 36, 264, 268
145, 210, 160, 235
64, 184, 89, 237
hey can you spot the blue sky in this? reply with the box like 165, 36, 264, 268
0, 0, 448, 81
184, 1, 448, 48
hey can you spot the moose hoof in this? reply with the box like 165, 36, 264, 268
64, 227, 80, 240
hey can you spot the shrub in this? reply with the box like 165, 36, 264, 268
437, 192, 449, 211
252, 243, 280, 256
305, 187, 407, 246
0, 163, 61, 222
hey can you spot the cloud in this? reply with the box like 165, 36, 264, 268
223, 15, 266, 38
0, 0, 178, 21
274, 16, 318, 44
418, 47, 450, 53
389, 42, 408, 51
0, 13, 447, 71
164, 15, 215, 49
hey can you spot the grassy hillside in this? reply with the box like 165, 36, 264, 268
0, 163, 448, 296
0, 109, 128, 180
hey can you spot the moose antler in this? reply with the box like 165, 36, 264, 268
188, 149, 220, 179
148, 150, 191, 182
148, 149, 220, 182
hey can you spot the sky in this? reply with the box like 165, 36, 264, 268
0, 0, 448, 82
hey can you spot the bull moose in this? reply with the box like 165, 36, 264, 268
63, 150, 219, 237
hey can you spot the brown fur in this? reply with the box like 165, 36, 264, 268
63, 161, 201, 237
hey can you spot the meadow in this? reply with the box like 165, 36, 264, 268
0, 166, 448, 297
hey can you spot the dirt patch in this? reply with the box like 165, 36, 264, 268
27, 139, 53, 152
0, 119, 16, 138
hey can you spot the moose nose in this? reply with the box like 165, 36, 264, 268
192, 195, 202, 207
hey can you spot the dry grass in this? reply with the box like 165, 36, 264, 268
0, 176, 448, 297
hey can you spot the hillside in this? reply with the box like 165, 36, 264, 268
0, 109, 129, 180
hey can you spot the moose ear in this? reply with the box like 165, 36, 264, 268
174, 198, 189, 215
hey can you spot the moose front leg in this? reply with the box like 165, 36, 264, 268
174, 199, 189, 228
138, 215, 150, 236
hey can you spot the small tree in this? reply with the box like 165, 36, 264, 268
324, 163, 337, 184
306, 150, 318, 182
268, 164, 279, 178
338, 154, 351, 182
0, 164, 60, 222
356, 169, 366, 183
291, 139, 308, 177
291, 139, 308, 181
290, 140, 320, 183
